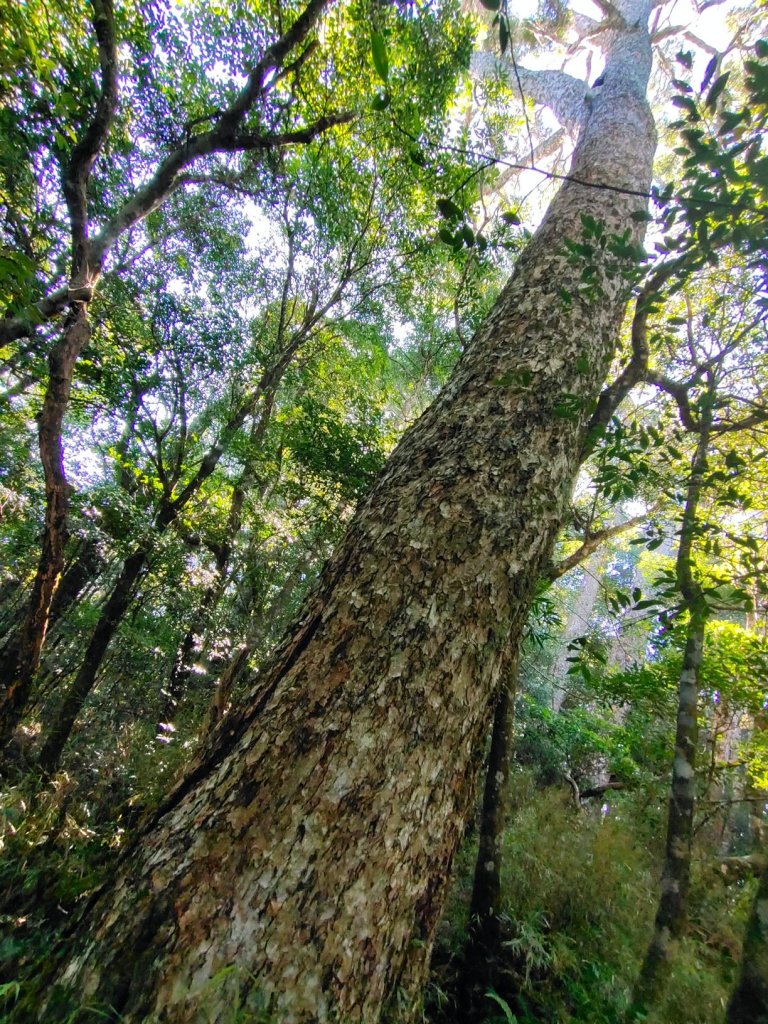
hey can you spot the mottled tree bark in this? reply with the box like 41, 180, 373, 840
49, 6, 656, 1020
728, 862, 768, 1023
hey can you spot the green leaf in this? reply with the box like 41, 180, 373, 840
409, 146, 427, 167
437, 198, 462, 221
438, 226, 454, 246
370, 30, 389, 82
706, 72, 730, 109
370, 91, 391, 111
499, 17, 509, 55
486, 990, 518, 1024
700, 55, 718, 93
671, 95, 697, 114
501, 210, 521, 225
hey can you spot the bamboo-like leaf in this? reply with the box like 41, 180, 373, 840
370, 30, 389, 82
706, 72, 730, 109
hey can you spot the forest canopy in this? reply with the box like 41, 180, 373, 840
1, 0, 767, 1021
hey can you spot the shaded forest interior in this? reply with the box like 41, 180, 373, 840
1, 0, 768, 1020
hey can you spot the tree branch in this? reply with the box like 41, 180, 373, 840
582, 259, 683, 458
469, 52, 589, 135
646, 369, 699, 432
545, 514, 646, 582
61, 0, 119, 276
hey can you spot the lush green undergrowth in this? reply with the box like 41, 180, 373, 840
427, 774, 751, 1024
0, 766, 755, 1023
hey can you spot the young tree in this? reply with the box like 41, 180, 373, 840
44, 0, 662, 1018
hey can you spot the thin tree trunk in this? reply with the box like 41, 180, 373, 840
631, 387, 714, 1014
37, 549, 148, 774
48, 9, 656, 1017
48, 536, 103, 624
0, 306, 92, 743
461, 516, 645, 980
38, 394, 278, 767
551, 550, 605, 711
2, 0, 119, 721
159, 456, 258, 733
0, 536, 100, 677
727, 861, 768, 1023
466, 656, 519, 967
202, 558, 306, 736
631, 606, 706, 1010
158, 564, 228, 737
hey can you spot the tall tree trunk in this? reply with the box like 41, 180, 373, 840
465, 656, 518, 969
2, 0, 118, 730
159, 465, 256, 734
37, 549, 148, 774
0, 306, 92, 744
49, 10, 656, 1019
727, 861, 768, 1024
630, 388, 713, 1014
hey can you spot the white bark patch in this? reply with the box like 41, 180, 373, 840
673, 755, 694, 781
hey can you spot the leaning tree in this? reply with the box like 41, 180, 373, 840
44, 0, 663, 1019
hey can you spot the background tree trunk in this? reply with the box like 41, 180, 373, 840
631, 386, 714, 1013
728, 861, 768, 1023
